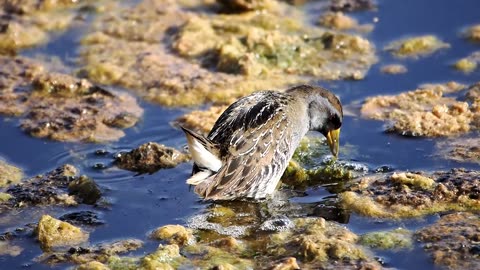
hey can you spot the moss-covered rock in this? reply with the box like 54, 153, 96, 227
5, 164, 101, 208
360, 82, 478, 137
76, 261, 110, 270
68, 176, 102, 205
150, 225, 195, 246
385, 35, 450, 58
339, 169, 480, 218
36, 215, 89, 250
0, 56, 143, 142
39, 239, 143, 265
416, 212, 480, 269
359, 228, 413, 250
115, 142, 190, 173
0, 159, 23, 188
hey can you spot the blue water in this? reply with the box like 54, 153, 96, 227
1, 0, 480, 269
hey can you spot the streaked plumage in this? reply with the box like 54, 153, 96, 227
181, 85, 343, 200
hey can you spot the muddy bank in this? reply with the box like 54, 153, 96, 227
0, 56, 143, 142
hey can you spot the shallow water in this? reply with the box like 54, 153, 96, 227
1, 0, 480, 269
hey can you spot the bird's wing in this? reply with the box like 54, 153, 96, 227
195, 91, 295, 200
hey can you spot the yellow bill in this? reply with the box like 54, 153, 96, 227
326, 128, 340, 158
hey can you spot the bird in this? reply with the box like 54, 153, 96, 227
181, 85, 343, 201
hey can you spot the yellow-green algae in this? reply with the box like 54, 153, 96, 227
359, 228, 413, 250
0, 159, 23, 188
385, 35, 450, 58
0, 0, 101, 54
150, 224, 195, 246
454, 58, 477, 72
79, 0, 376, 106
36, 214, 89, 250
360, 82, 479, 137
452, 51, 480, 73
340, 169, 480, 219
0, 56, 143, 143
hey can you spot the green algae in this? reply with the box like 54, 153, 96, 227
359, 228, 413, 250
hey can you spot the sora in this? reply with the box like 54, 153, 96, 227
181, 85, 342, 200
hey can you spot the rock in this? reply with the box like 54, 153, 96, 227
329, 0, 376, 12
464, 24, 480, 42
38, 239, 143, 265
319, 11, 358, 30
59, 211, 105, 227
416, 212, 480, 269
36, 215, 89, 250
360, 82, 478, 137
115, 142, 190, 173
339, 169, 480, 218
68, 176, 102, 205
5, 164, 101, 207
0, 56, 143, 142
380, 64, 407, 75
150, 225, 195, 246
359, 228, 413, 250
385, 35, 450, 58
0, 159, 23, 188
216, 0, 280, 12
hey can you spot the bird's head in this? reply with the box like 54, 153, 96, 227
288, 85, 343, 157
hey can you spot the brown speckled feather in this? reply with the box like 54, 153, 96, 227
195, 91, 297, 200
